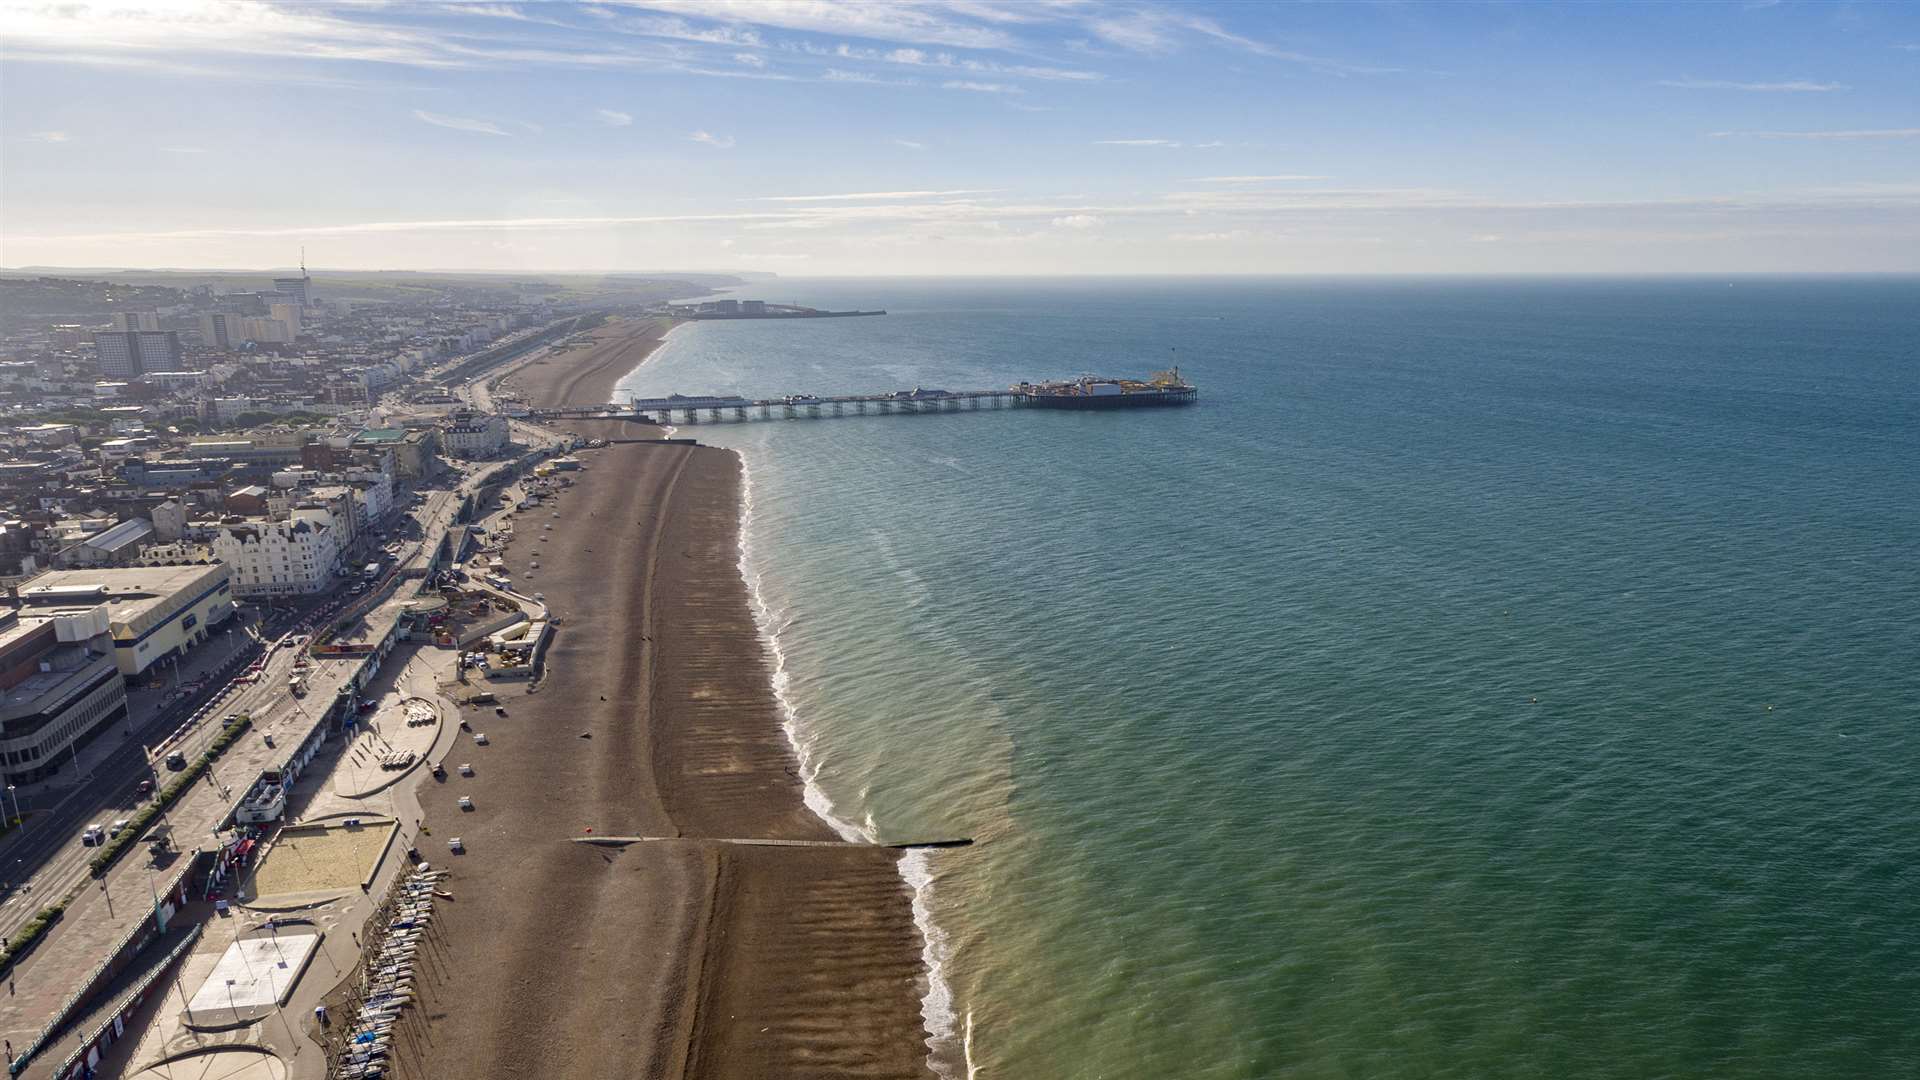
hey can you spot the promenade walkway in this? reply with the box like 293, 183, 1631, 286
1, 450, 549, 1078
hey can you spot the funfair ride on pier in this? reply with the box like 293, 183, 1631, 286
1015, 368, 1197, 408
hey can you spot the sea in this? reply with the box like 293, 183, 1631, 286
612, 277, 1920, 1080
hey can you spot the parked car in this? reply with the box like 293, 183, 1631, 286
136, 779, 154, 795
82, 824, 106, 846
165, 751, 188, 771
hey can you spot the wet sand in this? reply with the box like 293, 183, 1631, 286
403, 318, 933, 1078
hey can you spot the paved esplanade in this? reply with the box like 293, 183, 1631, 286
0, 456, 518, 1073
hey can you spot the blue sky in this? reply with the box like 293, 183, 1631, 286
2, 1, 1916, 274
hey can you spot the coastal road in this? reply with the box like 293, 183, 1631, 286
0, 476, 468, 938
0, 615, 302, 937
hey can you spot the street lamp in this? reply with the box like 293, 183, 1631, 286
3, 786, 18, 830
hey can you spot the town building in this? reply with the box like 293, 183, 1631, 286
54, 517, 155, 568
0, 605, 128, 785
271, 303, 303, 337
440, 409, 510, 458
17, 563, 236, 677
353, 427, 438, 478
111, 311, 162, 332
93, 330, 182, 379
212, 510, 340, 598
272, 275, 312, 307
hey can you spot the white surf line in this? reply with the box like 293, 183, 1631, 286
733, 448, 965, 1079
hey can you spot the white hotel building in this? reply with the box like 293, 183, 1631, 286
212, 509, 343, 598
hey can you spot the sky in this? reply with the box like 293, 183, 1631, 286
2, 0, 1917, 275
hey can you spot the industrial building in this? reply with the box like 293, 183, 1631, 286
18, 563, 237, 677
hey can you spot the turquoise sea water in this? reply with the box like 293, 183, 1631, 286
614, 278, 1920, 1080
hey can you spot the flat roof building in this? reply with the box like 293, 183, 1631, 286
94, 330, 182, 379
18, 563, 236, 676
0, 606, 129, 785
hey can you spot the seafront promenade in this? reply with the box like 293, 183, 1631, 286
0, 443, 559, 1079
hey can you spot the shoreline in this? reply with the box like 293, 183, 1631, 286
403, 316, 935, 1078
487, 313, 681, 409
733, 450, 963, 1074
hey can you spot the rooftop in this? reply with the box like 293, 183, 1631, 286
19, 564, 229, 639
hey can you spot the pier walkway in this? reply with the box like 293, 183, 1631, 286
534, 388, 1031, 424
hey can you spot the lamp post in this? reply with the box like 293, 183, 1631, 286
4, 786, 19, 830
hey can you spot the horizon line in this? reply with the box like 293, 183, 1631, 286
5, 266, 1920, 279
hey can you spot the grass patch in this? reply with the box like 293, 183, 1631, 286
0, 902, 67, 979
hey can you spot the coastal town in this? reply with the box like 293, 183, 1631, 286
0, 269, 930, 1080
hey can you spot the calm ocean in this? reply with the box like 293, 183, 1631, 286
613, 278, 1920, 1080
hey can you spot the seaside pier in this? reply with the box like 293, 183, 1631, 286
531, 372, 1196, 424
535, 388, 1030, 424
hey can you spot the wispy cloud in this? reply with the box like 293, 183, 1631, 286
895, 138, 926, 150
606, 0, 1018, 50
828, 42, 1100, 81
591, 11, 764, 47
3, 1, 467, 69
1708, 128, 1920, 139
1171, 229, 1257, 242
414, 109, 512, 136
1052, 213, 1103, 229
1660, 78, 1847, 92
689, 129, 736, 148
1190, 175, 1331, 183
1097, 138, 1181, 147
28, 131, 71, 143
161, 145, 208, 154
734, 51, 765, 68
759, 189, 998, 202
1084, 8, 1398, 74
0, 0, 772, 81
597, 108, 633, 127
942, 79, 1020, 93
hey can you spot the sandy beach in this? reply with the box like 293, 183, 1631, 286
400, 317, 933, 1078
